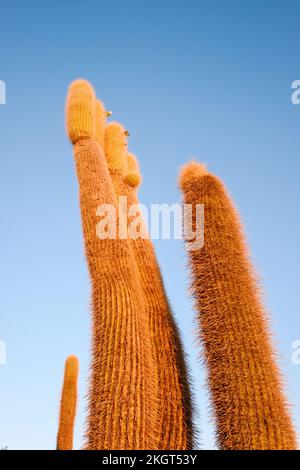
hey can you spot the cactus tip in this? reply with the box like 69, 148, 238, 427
66, 354, 79, 368
178, 161, 208, 189
124, 153, 141, 187
66, 79, 96, 143
68, 78, 94, 94
124, 172, 141, 188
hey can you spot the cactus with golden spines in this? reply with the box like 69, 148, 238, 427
57, 355, 79, 450
63, 78, 296, 450
66, 80, 160, 450
103, 122, 194, 449
179, 161, 297, 450
66, 79, 194, 449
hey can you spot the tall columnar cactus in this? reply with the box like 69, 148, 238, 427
179, 161, 297, 449
57, 355, 79, 450
102, 120, 194, 449
66, 80, 159, 449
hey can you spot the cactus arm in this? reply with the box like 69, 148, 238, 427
179, 162, 297, 450
57, 355, 79, 450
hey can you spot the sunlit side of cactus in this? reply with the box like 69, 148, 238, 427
179, 161, 297, 450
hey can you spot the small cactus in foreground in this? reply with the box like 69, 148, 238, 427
57, 355, 79, 450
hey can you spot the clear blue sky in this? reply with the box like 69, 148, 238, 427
0, 0, 299, 450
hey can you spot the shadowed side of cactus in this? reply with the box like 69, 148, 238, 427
57, 355, 79, 450
179, 161, 297, 450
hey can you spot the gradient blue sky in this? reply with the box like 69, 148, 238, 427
0, 0, 299, 450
